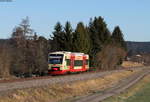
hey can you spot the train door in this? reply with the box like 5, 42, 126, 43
83, 56, 86, 70
70, 55, 75, 71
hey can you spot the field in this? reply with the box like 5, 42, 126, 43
102, 74, 150, 102
122, 61, 143, 68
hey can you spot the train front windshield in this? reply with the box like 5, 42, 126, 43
49, 54, 64, 64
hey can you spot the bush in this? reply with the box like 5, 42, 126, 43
95, 43, 126, 70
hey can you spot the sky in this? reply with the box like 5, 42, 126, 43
0, 0, 150, 41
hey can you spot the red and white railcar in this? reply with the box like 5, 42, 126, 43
48, 51, 89, 75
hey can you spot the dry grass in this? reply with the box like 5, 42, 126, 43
122, 61, 144, 68
0, 69, 141, 102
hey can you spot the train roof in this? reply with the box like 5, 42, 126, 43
49, 51, 88, 56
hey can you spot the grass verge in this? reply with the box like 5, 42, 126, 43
102, 74, 150, 102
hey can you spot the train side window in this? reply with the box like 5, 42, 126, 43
86, 60, 89, 65
74, 60, 83, 66
66, 59, 70, 66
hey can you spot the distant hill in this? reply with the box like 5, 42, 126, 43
126, 41, 150, 55
0, 39, 9, 45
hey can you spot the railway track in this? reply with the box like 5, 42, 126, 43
70, 67, 150, 102
0, 66, 142, 84
0, 66, 147, 93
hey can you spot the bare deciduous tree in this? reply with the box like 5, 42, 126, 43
0, 44, 11, 78
95, 43, 126, 70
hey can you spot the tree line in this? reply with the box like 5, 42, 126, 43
51, 17, 127, 69
0, 16, 126, 78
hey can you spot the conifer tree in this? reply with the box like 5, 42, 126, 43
89, 18, 100, 55
63, 21, 73, 51
51, 21, 73, 51
51, 22, 65, 51
88, 17, 111, 67
73, 22, 90, 54
95, 17, 110, 44
112, 26, 127, 50
88, 17, 111, 54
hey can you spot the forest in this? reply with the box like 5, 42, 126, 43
0, 16, 126, 78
